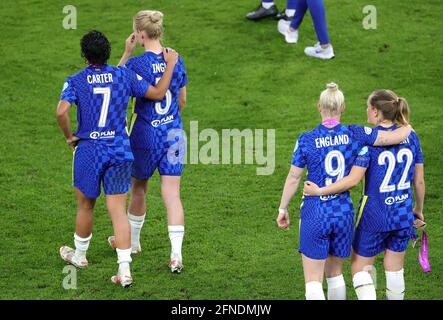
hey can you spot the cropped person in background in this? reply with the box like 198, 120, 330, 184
278, 0, 334, 60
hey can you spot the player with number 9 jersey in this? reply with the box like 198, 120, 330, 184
277, 83, 412, 300
302, 89, 425, 300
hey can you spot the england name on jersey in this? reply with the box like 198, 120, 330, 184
291, 124, 379, 203
60, 64, 149, 144
125, 52, 188, 148
354, 126, 424, 232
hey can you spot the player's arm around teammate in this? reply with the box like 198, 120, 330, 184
56, 30, 178, 287
107, 11, 188, 273
304, 90, 426, 300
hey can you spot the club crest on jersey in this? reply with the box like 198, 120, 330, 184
364, 127, 372, 135
385, 194, 409, 205
151, 115, 174, 128
359, 146, 369, 155
89, 130, 115, 140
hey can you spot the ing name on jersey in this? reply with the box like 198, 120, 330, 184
153, 63, 166, 73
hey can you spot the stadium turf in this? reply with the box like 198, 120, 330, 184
0, 0, 442, 299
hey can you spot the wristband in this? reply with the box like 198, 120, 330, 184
279, 208, 288, 214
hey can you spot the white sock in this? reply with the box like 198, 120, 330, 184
305, 281, 325, 300
285, 9, 295, 17
128, 212, 145, 247
262, 2, 274, 9
74, 233, 92, 259
327, 274, 346, 300
385, 269, 405, 300
116, 248, 132, 275
353, 271, 377, 300
168, 225, 184, 260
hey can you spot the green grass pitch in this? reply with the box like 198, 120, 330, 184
0, 0, 442, 299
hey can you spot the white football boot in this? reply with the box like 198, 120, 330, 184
60, 246, 88, 268
107, 236, 141, 254
111, 271, 133, 288
304, 42, 335, 60
169, 258, 184, 273
277, 19, 298, 44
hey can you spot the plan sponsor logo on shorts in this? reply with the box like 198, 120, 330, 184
89, 130, 115, 140
385, 194, 409, 205
151, 115, 174, 128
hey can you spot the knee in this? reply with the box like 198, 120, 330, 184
132, 182, 147, 196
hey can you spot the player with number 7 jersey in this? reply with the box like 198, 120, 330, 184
56, 30, 178, 287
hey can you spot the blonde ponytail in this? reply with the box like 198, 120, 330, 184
133, 10, 164, 40
318, 82, 345, 114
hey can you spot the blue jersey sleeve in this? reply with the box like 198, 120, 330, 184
125, 69, 150, 98
411, 132, 424, 164
59, 78, 77, 105
348, 124, 379, 146
178, 56, 188, 88
354, 146, 371, 168
291, 135, 307, 168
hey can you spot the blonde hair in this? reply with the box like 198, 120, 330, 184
133, 10, 164, 40
318, 82, 345, 114
368, 89, 409, 126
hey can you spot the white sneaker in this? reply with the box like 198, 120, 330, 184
277, 19, 298, 44
107, 236, 141, 254
60, 246, 88, 268
169, 258, 183, 273
111, 272, 133, 288
304, 43, 335, 60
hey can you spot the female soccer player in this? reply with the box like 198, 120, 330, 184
109, 10, 188, 273
276, 83, 413, 300
278, 0, 334, 60
56, 30, 178, 287
303, 90, 425, 300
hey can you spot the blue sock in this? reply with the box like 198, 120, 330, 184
290, 0, 308, 30
290, 0, 330, 45
286, 0, 297, 10
307, 0, 330, 45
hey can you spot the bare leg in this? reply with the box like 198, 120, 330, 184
301, 254, 326, 300
74, 187, 95, 237
128, 177, 148, 216
161, 175, 184, 225
161, 176, 185, 269
106, 193, 130, 250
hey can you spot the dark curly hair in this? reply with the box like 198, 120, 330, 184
80, 30, 111, 65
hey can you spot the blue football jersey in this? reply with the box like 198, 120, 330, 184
125, 52, 188, 149
60, 64, 149, 145
292, 124, 379, 204
354, 126, 424, 232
